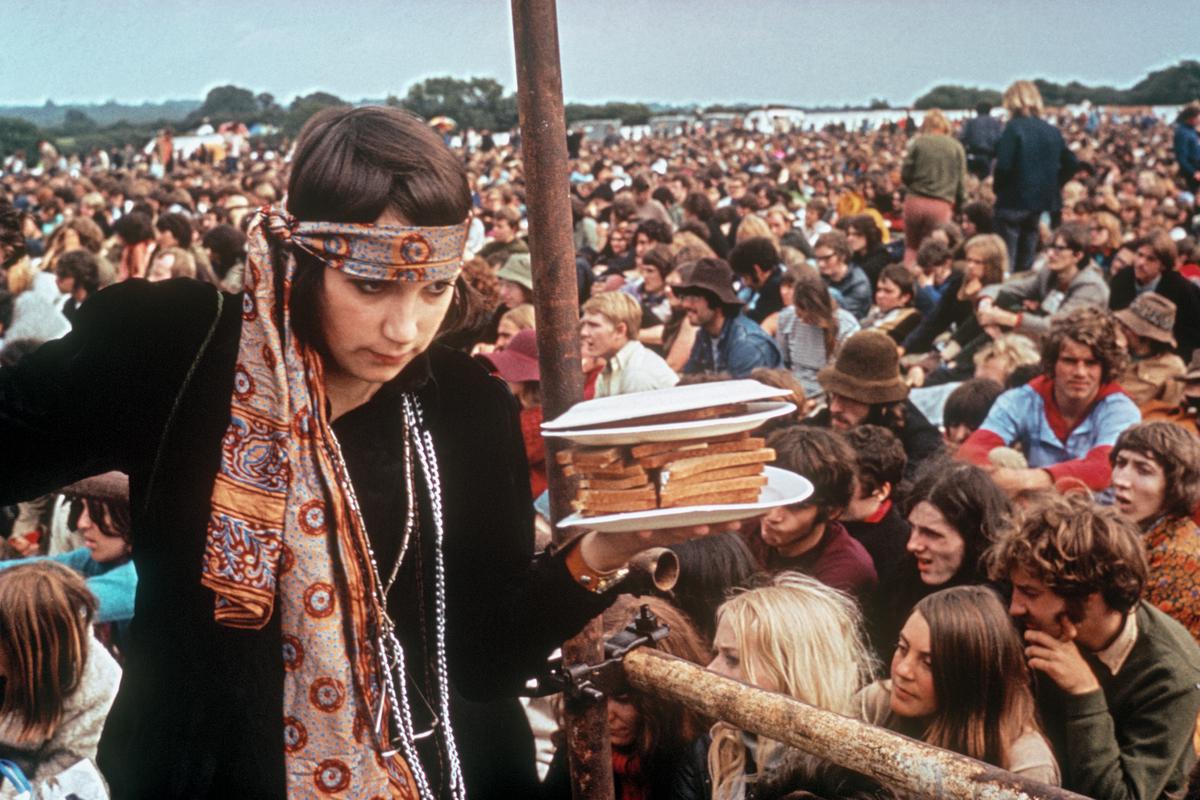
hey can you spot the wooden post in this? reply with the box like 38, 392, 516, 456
624, 649, 1088, 800
510, 2, 614, 799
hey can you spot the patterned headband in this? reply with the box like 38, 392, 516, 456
264, 207, 469, 282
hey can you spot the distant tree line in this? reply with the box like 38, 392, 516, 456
914, 60, 1200, 109
3, 60, 1199, 158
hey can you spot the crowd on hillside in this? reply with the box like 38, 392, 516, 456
1, 82, 1200, 799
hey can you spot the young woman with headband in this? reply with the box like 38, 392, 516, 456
0, 105, 710, 798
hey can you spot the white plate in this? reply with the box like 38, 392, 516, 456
542, 401, 795, 445
558, 467, 813, 533
541, 379, 791, 431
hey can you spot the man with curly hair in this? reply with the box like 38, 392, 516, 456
957, 307, 1140, 496
987, 493, 1200, 799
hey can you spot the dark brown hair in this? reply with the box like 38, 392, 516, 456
1040, 306, 1127, 384
844, 424, 905, 496
0, 562, 97, 739
767, 426, 857, 515
790, 266, 838, 359
986, 492, 1147, 614
285, 106, 474, 352
1111, 422, 1200, 520
905, 458, 1012, 583
913, 586, 1043, 771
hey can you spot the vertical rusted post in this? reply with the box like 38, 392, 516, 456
510, 3, 614, 800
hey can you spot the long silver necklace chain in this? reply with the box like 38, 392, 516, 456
320, 393, 464, 800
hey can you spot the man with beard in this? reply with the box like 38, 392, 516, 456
677, 258, 781, 378
958, 307, 1140, 497
987, 492, 1200, 800
807, 330, 943, 480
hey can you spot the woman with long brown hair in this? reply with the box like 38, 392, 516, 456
858, 585, 1059, 783
543, 596, 711, 798
0, 561, 122, 784
774, 265, 848, 401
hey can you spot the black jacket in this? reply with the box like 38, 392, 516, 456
1109, 268, 1200, 361
0, 278, 611, 798
807, 402, 944, 482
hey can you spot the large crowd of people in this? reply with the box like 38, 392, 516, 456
1, 81, 1200, 799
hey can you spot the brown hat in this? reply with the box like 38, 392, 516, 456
60, 471, 130, 503
1114, 293, 1177, 347
817, 330, 908, 404
674, 258, 743, 306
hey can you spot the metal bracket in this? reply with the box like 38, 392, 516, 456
526, 604, 670, 702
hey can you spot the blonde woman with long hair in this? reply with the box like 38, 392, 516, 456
690, 573, 886, 800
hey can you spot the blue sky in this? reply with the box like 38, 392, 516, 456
1, 0, 1196, 107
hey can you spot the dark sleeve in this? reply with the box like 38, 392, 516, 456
668, 737, 712, 800
0, 279, 223, 505
1061, 664, 1200, 800
1057, 131, 1080, 186
993, 125, 1017, 190
901, 274, 961, 354
437, 360, 612, 700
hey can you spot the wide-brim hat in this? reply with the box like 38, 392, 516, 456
1113, 293, 1177, 347
497, 253, 533, 291
480, 328, 540, 383
674, 258, 742, 306
817, 330, 908, 404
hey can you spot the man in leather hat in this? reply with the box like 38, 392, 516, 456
676, 257, 781, 378
807, 329, 943, 479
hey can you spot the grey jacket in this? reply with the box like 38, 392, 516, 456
979, 263, 1109, 336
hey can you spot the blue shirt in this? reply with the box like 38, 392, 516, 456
683, 311, 782, 378
0, 548, 137, 624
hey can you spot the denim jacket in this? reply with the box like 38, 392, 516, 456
683, 312, 782, 378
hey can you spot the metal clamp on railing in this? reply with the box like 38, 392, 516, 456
527, 605, 670, 702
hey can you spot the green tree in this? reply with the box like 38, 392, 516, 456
60, 108, 98, 135
186, 85, 259, 127
913, 85, 1002, 110
283, 92, 346, 137
256, 92, 285, 125
0, 117, 44, 158
401, 76, 515, 130
1127, 60, 1200, 105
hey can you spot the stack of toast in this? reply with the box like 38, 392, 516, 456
558, 431, 775, 516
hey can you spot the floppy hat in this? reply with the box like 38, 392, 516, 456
1114, 293, 1177, 347
497, 253, 533, 291
674, 258, 743, 306
817, 330, 908, 404
480, 328, 540, 383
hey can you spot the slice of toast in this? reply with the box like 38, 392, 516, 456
660, 475, 769, 504
628, 431, 750, 459
659, 448, 776, 482
657, 463, 765, 492
636, 437, 766, 470
555, 446, 622, 467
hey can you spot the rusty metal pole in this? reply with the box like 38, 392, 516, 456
510, 2, 615, 800
624, 649, 1088, 800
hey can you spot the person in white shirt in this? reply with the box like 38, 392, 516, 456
580, 292, 678, 397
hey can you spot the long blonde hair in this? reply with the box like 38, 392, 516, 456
0, 562, 97, 740
708, 573, 875, 800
